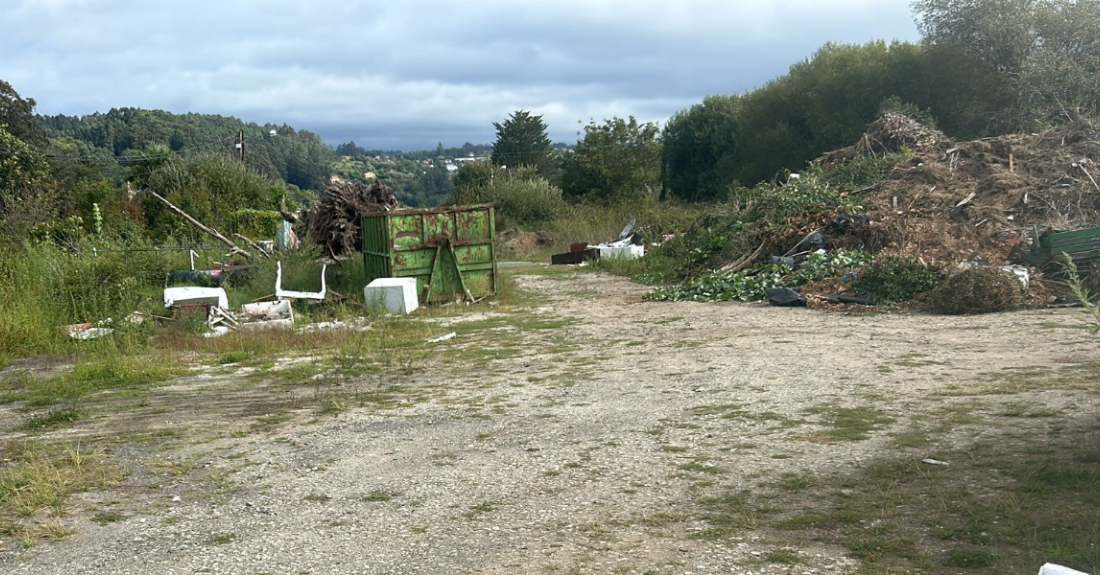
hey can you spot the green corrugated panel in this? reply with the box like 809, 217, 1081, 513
361, 205, 497, 303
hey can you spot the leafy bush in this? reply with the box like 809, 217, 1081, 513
923, 267, 1025, 314
451, 166, 565, 230
646, 250, 870, 303
852, 257, 942, 305
648, 263, 793, 303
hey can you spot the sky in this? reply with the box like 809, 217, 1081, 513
1, 0, 920, 151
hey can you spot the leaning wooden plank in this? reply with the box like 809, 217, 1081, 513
145, 191, 251, 259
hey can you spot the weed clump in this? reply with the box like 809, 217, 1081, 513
923, 267, 1025, 315
852, 257, 942, 305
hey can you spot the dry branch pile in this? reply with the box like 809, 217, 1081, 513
828, 115, 1100, 266
306, 181, 398, 257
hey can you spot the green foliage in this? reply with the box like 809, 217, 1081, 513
491, 110, 553, 176
661, 95, 741, 202
0, 80, 47, 148
914, 0, 1100, 132
230, 209, 281, 239
142, 154, 280, 241
0, 126, 60, 239
39, 107, 334, 191
853, 257, 943, 305
1062, 257, 1100, 334
451, 165, 565, 230
560, 116, 661, 203
647, 250, 870, 303
818, 150, 910, 191
648, 264, 793, 303
796, 250, 873, 282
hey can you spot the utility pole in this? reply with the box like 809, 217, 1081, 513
236, 130, 245, 163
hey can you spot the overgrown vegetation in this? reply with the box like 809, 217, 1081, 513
852, 257, 944, 306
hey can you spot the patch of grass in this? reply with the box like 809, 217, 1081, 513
209, 532, 237, 544
303, 493, 331, 503
361, 490, 394, 502
18, 408, 83, 431
804, 405, 893, 441
0, 441, 115, 543
765, 549, 801, 564
463, 500, 501, 518
91, 510, 126, 525
943, 549, 998, 568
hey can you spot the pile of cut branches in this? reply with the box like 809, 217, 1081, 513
307, 181, 398, 257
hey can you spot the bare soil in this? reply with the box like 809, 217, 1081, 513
2, 271, 1097, 575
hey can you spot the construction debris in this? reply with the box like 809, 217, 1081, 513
306, 180, 398, 257
275, 261, 327, 301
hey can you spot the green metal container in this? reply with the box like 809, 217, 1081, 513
361, 205, 498, 303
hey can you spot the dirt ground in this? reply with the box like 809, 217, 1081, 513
2, 271, 1098, 575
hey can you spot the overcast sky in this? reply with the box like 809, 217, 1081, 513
1, 0, 920, 150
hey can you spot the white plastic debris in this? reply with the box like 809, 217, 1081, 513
427, 332, 457, 343
163, 286, 228, 309
68, 327, 114, 340
275, 261, 327, 300
202, 326, 231, 338
238, 300, 294, 329
921, 458, 949, 466
1001, 264, 1030, 291
364, 277, 419, 315
1039, 563, 1090, 575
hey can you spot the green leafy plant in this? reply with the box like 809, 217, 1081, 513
853, 257, 942, 305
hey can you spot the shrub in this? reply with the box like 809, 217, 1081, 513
924, 267, 1025, 314
853, 257, 942, 305
451, 166, 565, 230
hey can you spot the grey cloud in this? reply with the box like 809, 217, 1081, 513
1, 0, 919, 150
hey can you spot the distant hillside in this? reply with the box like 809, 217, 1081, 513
39, 108, 334, 192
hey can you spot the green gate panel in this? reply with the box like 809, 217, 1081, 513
362, 205, 497, 303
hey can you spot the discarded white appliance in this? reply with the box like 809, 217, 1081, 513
364, 277, 419, 315
275, 261, 327, 300
1039, 564, 1090, 575
163, 287, 229, 309
238, 300, 295, 329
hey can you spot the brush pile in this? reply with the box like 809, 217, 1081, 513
306, 181, 398, 257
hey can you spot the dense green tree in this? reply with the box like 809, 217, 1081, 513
0, 80, 47, 149
661, 95, 742, 202
491, 110, 553, 176
39, 108, 334, 192
0, 126, 59, 237
914, 0, 1100, 131
560, 116, 661, 203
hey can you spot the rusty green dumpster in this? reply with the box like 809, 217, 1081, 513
361, 205, 497, 303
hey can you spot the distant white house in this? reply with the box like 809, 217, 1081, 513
454, 156, 488, 164
329, 174, 343, 183
363, 171, 376, 179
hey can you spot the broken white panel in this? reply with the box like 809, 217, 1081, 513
163, 287, 228, 309
276, 261, 327, 300
364, 277, 419, 315
596, 244, 645, 260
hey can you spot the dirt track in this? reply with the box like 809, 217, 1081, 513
2, 271, 1097, 575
